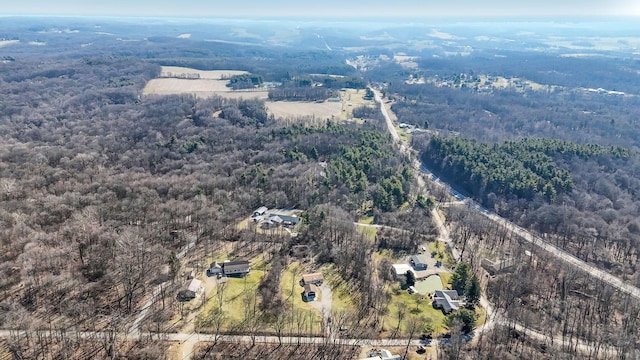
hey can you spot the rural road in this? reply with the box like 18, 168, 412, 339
373, 89, 400, 143
482, 210, 640, 299
376, 82, 640, 310
0, 329, 427, 348
374, 84, 635, 357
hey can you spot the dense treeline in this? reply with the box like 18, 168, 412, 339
423, 136, 630, 201
226, 73, 263, 90
309, 75, 367, 89
270, 121, 413, 213
266, 75, 367, 101
268, 86, 336, 101
389, 80, 640, 148
419, 134, 640, 274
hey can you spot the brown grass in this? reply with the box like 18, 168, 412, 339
143, 66, 268, 99
266, 101, 341, 120
193, 342, 359, 360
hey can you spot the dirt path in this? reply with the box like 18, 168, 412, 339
309, 284, 333, 337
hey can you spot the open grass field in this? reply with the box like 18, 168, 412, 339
355, 224, 377, 242
143, 66, 268, 99
144, 78, 231, 94
321, 265, 355, 313
144, 67, 374, 119
337, 89, 377, 121
266, 101, 342, 120
196, 270, 265, 331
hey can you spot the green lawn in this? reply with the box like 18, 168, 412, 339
280, 262, 322, 322
321, 264, 355, 313
439, 272, 453, 288
381, 284, 448, 337
357, 215, 374, 224
356, 224, 377, 242
428, 241, 452, 265
197, 270, 265, 331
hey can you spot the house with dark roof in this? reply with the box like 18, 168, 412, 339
410, 254, 428, 270
432, 290, 461, 314
269, 213, 300, 227
207, 261, 222, 277
222, 260, 251, 277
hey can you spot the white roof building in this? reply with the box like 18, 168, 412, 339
187, 278, 202, 294
391, 263, 413, 278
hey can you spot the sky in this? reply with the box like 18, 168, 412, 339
3, 0, 640, 18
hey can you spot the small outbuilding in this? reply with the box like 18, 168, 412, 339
410, 254, 428, 270
303, 283, 319, 301
178, 278, 203, 301
391, 264, 414, 284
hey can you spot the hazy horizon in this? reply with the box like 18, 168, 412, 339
3, 0, 640, 18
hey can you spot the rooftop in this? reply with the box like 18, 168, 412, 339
187, 278, 202, 293
302, 272, 323, 283
391, 263, 412, 275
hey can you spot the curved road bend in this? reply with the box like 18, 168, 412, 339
373, 85, 640, 302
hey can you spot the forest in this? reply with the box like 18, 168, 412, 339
3, 15, 640, 359
0, 54, 425, 358
422, 136, 629, 201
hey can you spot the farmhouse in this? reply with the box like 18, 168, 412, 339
391, 263, 413, 284
261, 213, 301, 229
270, 213, 300, 227
222, 260, 251, 276
301, 272, 324, 286
252, 206, 268, 218
410, 254, 428, 270
303, 283, 319, 301
432, 289, 461, 314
